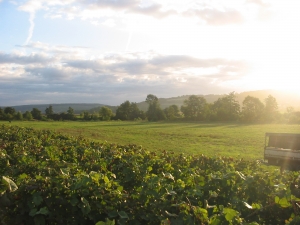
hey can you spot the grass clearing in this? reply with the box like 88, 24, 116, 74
2, 121, 299, 159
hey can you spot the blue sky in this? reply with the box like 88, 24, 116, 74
0, 0, 300, 106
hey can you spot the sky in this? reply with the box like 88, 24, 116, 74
0, 0, 300, 106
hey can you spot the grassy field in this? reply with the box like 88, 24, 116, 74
2, 121, 299, 159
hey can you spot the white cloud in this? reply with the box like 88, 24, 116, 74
17, 0, 266, 28
102, 19, 116, 27
0, 42, 250, 105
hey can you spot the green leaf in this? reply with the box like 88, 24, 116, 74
252, 203, 261, 209
275, 197, 290, 208
33, 193, 43, 206
210, 216, 222, 225
90, 171, 100, 181
36, 207, 49, 215
117, 186, 123, 192
103, 176, 110, 184
223, 208, 238, 221
209, 190, 218, 198
118, 211, 129, 219
2, 176, 18, 192
19, 173, 28, 180
29, 208, 38, 217
35, 175, 43, 180
108, 210, 118, 218
95, 219, 115, 225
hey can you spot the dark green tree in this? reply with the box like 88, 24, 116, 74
4, 107, 16, 116
0, 107, 4, 120
23, 111, 33, 120
128, 103, 146, 120
67, 107, 75, 120
45, 105, 54, 118
116, 101, 131, 120
31, 108, 42, 120
181, 95, 207, 120
241, 96, 264, 122
99, 106, 113, 121
210, 92, 240, 121
146, 94, 166, 121
3, 107, 15, 121
116, 101, 145, 120
82, 111, 90, 121
164, 105, 181, 120
15, 111, 23, 120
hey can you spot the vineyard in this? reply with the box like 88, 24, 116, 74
1, 124, 300, 225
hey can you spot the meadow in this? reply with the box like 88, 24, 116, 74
2, 120, 299, 159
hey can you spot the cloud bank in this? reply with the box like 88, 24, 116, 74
0, 42, 249, 106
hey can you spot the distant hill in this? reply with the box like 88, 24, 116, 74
2, 90, 300, 114
6, 103, 111, 114
88, 105, 118, 114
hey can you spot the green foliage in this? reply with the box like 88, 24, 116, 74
1, 125, 300, 224
45, 105, 54, 118
15, 111, 23, 120
116, 101, 145, 121
99, 106, 114, 121
146, 94, 166, 121
31, 108, 43, 120
241, 96, 264, 122
23, 111, 33, 120
210, 92, 240, 121
181, 95, 208, 120
164, 105, 182, 120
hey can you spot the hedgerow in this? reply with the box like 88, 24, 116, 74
1, 124, 299, 224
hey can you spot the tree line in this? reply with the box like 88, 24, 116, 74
1, 92, 300, 123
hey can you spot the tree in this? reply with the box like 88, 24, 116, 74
264, 95, 279, 122
31, 108, 42, 120
145, 94, 166, 121
116, 101, 131, 120
4, 107, 16, 115
164, 105, 181, 120
0, 107, 4, 120
241, 96, 264, 122
67, 107, 75, 120
128, 103, 146, 120
3, 107, 15, 121
181, 95, 207, 120
99, 106, 113, 121
116, 101, 145, 120
82, 111, 90, 120
23, 111, 33, 120
210, 92, 240, 121
91, 112, 99, 121
45, 105, 54, 118
15, 111, 23, 120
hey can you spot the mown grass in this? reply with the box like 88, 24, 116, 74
2, 121, 299, 159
